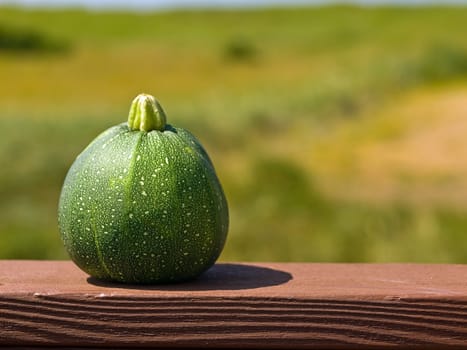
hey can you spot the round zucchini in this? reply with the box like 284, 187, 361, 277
58, 94, 229, 284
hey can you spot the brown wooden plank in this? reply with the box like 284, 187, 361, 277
1, 261, 467, 349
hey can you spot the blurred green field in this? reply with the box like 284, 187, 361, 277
1, 5, 467, 262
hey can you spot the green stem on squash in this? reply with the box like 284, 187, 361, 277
128, 93, 167, 132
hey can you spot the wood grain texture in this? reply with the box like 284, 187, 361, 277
2, 261, 467, 349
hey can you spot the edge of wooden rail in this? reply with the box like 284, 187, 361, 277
2, 260, 467, 349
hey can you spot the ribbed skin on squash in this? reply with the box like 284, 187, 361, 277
58, 123, 228, 284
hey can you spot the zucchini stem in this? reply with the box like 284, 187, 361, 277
128, 93, 167, 132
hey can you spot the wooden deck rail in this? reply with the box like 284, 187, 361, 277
1, 261, 467, 349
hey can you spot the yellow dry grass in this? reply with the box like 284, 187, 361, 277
305, 84, 467, 208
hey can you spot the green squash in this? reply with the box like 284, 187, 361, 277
58, 94, 229, 284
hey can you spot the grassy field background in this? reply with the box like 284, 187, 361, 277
1, 5, 467, 262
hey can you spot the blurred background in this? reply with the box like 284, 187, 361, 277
1, 0, 467, 262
